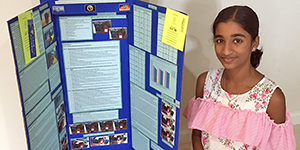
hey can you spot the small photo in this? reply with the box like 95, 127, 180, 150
109, 27, 127, 39
99, 121, 114, 132
57, 115, 66, 133
54, 92, 66, 133
54, 91, 63, 108
53, 6, 65, 13
57, 114, 66, 133
110, 133, 127, 145
119, 4, 130, 11
91, 136, 110, 147
71, 137, 89, 149
44, 27, 55, 48
114, 119, 127, 130
161, 127, 175, 146
60, 134, 68, 150
161, 114, 175, 132
47, 49, 57, 68
69, 123, 86, 134
92, 20, 111, 34
56, 102, 65, 120
85, 122, 100, 133
41, 8, 51, 27
162, 101, 176, 120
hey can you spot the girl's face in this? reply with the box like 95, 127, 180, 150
214, 21, 258, 70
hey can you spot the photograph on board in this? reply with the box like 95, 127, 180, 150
40, 8, 51, 27
44, 26, 55, 48
100, 120, 115, 132
92, 20, 112, 34
71, 137, 89, 149
69, 123, 86, 134
110, 133, 128, 145
109, 27, 127, 39
114, 119, 127, 131
85, 122, 100, 133
91, 136, 110, 147
161, 126, 175, 146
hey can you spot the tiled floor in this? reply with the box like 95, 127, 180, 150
179, 124, 300, 150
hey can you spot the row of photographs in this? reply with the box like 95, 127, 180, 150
40, 8, 56, 49
53, 90, 68, 150
92, 20, 127, 39
69, 119, 127, 135
56, 101, 66, 134
71, 133, 128, 149
44, 10, 127, 48
161, 100, 176, 146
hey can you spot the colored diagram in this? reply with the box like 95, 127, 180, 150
150, 55, 177, 99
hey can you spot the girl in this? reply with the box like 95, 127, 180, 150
183, 5, 296, 150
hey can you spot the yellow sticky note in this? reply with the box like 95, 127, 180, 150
18, 10, 40, 65
162, 8, 189, 52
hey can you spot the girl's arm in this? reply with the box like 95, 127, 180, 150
192, 129, 204, 150
192, 72, 207, 150
266, 87, 286, 124
195, 72, 207, 99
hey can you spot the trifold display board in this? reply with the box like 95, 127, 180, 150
7, 0, 187, 149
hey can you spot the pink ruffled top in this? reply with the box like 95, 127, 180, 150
183, 97, 296, 150
183, 69, 296, 150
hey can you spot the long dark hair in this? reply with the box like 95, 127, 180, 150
212, 5, 263, 68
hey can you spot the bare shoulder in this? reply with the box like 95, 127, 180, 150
195, 72, 208, 98
266, 87, 286, 124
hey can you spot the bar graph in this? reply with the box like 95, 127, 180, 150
150, 55, 177, 99
152, 66, 171, 89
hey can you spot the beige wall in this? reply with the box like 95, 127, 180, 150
1, 0, 299, 149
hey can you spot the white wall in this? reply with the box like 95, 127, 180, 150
1, 0, 299, 149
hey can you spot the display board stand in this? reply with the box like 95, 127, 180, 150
7, 0, 187, 149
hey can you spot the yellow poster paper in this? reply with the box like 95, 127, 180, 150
18, 10, 40, 64
162, 8, 189, 52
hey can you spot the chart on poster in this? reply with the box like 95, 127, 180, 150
7, 0, 188, 149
